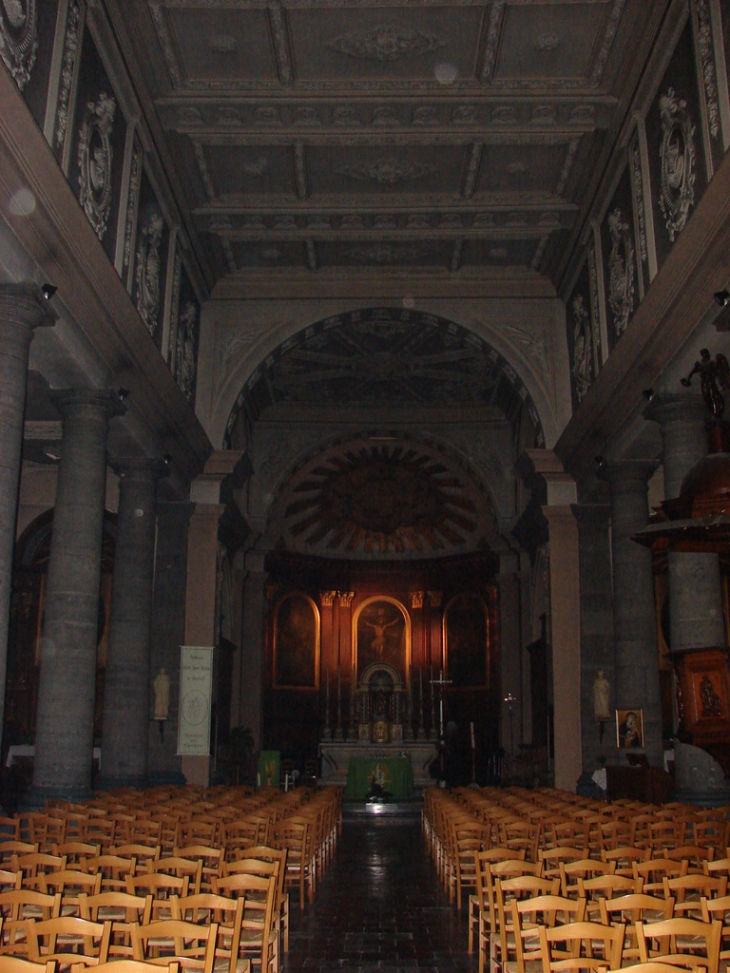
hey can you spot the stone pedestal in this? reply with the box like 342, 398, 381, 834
31, 390, 125, 804
0, 284, 56, 758
604, 460, 663, 766
98, 459, 167, 789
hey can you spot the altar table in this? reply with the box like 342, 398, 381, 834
344, 755, 414, 801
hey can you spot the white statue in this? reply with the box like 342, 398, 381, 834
593, 669, 611, 721
153, 667, 170, 720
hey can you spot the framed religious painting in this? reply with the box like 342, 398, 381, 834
355, 598, 408, 678
616, 708, 644, 749
273, 592, 320, 689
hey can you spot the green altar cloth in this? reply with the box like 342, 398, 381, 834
344, 756, 414, 801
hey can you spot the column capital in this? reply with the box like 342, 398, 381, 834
0, 282, 58, 330
111, 457, 170, 482
599, 458, 658, 486
644, 391, 707, 427
52, 388, 126, 420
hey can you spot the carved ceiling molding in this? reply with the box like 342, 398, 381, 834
159, 100, 612, 134
184, 131, 586, 150
480, 1, 505, 83
554, 136, 581, 196
268, 2, 293, 84
326, 24, 447, 62
590, 0, 626, 85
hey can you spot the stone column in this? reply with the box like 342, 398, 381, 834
499, 553, 523, 757
572, 504, 614, 772
147, 501, 193, 787
541, 506, 582, 791
99, 459, 167, 789
604, 460, 663, 766
645, 393, 725, 651
0, 284, 56, 752
31, 390, 124, 804
240, 552, 266, 751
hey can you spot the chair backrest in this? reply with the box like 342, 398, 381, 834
130, 919, 218, 973
71, 961, 179, 973
78, 891, 153, 925
0, 957, 56, 973
635, 917, 722, 973
25, 916, 112, 964
538, 919, 626, 973
148, 858, 203, 896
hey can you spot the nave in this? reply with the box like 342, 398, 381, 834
284, 812, 475, 973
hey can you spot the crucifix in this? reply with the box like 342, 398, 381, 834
429, 668, 452, 781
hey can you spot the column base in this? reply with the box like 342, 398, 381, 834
24, 783, 93, 809
96, 774, 148, 791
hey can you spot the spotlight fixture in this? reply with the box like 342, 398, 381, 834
117, 388, 130, 401
642, 388, 655, 400
594, 455, 607, 472
163, 453, 172, 465
41, 283, 57, 300
715, 290, 730, 307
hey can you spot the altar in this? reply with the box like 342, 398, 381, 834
319, 740, 438, 794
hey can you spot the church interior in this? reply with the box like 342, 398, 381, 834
4, 0, 730, 822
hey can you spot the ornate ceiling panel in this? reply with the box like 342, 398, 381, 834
115, 0, 661, 285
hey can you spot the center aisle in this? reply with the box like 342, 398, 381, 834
283, 809, 478, 973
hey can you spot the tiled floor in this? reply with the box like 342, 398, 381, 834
283, 811, 478, 973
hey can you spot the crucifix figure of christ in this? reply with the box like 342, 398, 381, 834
430, 668, 452, 781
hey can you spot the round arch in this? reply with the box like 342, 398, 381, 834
219, 306, 549, 450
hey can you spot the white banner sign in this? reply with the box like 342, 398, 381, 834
177, 646, 214, 756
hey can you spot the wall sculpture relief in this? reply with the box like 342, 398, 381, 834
658, 87, 696, 242
606, 207, 636, 337
77, 92, 116, 241
0, 0, 38, 90
135, 210, 165, 337
570, 293, 593, 403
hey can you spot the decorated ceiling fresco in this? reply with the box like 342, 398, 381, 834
270, 433, 498, 558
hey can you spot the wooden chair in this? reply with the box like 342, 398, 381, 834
0, 890, 61, 957
71, 961, 181, 973
15, 858, 67, 893
130, 919, 218, 973
468, 849, 526, 958
0, 846, 37, 870
601, 846, 651, 877
171, 895, 244, 973
700, 893, 730, 969
77, 856, 136, 894
539, 848, 583, 882
635, 917, 722, 973
125, 875, 189, 921
78, 892, 152, 959
492, 875, 561, 973
0, 958, 56, 973
38, 871, 102, 916
218, 858, 286, 956
172, 849, 222, 896
112, 847, 160, 866
213, 874, 277, 973
49, 846, 99, 870
509, 894, 587, 973
559, 859, 615, 897
148, 859, 202, 898
664, 847, 716, 873
24, 916, 112, 969
271, 821, 313, 910
600, 893, 675, 963
633, 859, 689, 896
662, 874, 727, 919
576, 874, 642, 920
538, 920, 626, 973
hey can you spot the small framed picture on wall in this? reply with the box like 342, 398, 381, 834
616, 708, 644, 749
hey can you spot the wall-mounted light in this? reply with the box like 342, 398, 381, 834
642, 388, 654, 400
715, 290, 730, 307
117, 388, 130, 401
41, 283, 57, 300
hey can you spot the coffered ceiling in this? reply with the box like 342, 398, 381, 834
113, 0, 666, 291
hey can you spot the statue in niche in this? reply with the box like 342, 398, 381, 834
135, 211, 165, 337
153, 667, 170, 720
592, 669, 611, 721
362, 609, 400, 660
